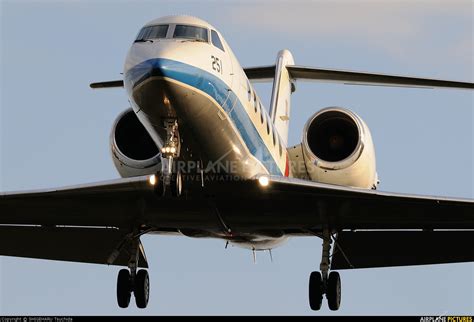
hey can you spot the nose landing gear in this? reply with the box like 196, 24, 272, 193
155, 119, 182, 197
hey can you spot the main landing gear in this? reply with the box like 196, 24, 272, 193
117, 268, 150, 309
309, 229, 341, 311
117, 239, 150, 309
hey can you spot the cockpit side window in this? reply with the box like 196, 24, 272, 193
173, 25, 208, 42
135, 25, 169, 42
211, 30, 225, 52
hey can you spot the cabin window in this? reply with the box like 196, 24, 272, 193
173, 25, 208, 42
211, 30, 225, 52
247, 81, 252, 101
272, 127, 276, 146
135, 25, 169, 42
253, 92, 258, 112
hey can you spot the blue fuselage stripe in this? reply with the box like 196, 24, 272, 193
125, 58, 282, 176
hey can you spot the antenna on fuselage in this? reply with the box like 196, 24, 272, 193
268, 249, 273, 263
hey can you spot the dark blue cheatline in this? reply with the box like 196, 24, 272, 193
125, 58, 283, 176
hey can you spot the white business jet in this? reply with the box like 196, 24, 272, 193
1, 15, 473, 311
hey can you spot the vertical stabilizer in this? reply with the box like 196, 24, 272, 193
269, 50, 295, 147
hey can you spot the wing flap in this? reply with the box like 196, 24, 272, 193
0, 226, 148, 267
331, 230, 474, 269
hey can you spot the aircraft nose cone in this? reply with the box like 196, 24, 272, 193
124, 59, 164, 91
124, 58, 187, 93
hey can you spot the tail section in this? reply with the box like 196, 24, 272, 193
269, 50, 295, 147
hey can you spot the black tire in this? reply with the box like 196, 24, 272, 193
309, 271, 323, 311
134, 269, 150, 309
327, 271, 341, 311
117, 269, 131, 308
170, 172, 182, 197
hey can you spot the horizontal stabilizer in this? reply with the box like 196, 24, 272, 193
90, 80, 124, 89
244, 65, 275, 82
244, 65, 473, 90
331, 230, 474, 269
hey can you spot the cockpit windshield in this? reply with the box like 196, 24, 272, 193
173, 25, 208, 42
135, 25, 169, 42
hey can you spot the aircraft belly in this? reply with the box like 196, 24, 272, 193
166, 79, 267, 179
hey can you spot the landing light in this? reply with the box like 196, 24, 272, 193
258, 176, 270, 187
149, 174, 157, 186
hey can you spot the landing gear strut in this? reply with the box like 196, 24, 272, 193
155, 119, 182, 197
116, 239, 150, 309
309, 229, 341, 311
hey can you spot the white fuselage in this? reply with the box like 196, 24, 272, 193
123, 16, 289, 181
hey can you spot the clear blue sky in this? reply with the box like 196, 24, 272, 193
1, 0, 472, 315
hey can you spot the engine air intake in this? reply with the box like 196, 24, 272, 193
115, 111, 159, 161
307, 110, 359, 162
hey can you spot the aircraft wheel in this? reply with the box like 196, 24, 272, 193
170, 171, 182, 197
117, 269, 131, 308
134, 269, 150, 309
326, 271, 341, 311
309, 271, 323, 311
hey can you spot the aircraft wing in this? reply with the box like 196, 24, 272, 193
244, 65, 474, 89
1, 175, 473, 268
0, 176, 156, 267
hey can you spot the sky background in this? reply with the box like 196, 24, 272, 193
0, 0, 473, 316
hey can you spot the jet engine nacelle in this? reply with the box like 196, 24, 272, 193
300, 107, 377, 189
110, 108, 161, 178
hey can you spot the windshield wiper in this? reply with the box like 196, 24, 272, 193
134, 39, 154, 43
180, 38, 207, 43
